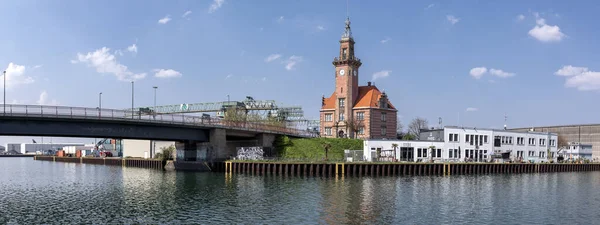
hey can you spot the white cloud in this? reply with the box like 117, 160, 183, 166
381, 37, 392, 44
208, 0, 225, 13
72, 47, 146, 81
153, 69, 182, 78
36, 90, 59, 105
489, 68, 516, 78
517, 14, 525, 21
555, 65, 588, 76
425, 4, 435, 10
528, 12, 565, 42
317, 25, 325, 30
283, 55, 303, 70
372, 70, 391, 81
447, 15, 460, 25
469, 67, 487, 79
114, 50, 124, 56
182, 11, 192, 17
1, 63, 35, 89
277, 16, 284, 23
32, 64, 43, 70
225, 74, 233, 79
466, 107, 478, 112
158, 15, 171, 24
265, 54, 282, 62
127, 44, 137, 53
555, 65, 600, 91
262, 77, 267, 81
470, 67, 516, 79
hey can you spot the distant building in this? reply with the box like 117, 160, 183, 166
122, 139, 175, 158
562, 142, 593, 161
320, 17, 397, 139
510, 124, 600, 161
10, 143, 85, 154
363, 126, 558, 163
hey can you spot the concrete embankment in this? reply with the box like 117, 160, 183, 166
225, 161, 600, 177
0, 155, 35, 158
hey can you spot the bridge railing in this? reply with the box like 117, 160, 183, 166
0, 104, 317, 137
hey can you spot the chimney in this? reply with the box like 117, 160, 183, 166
367, 81, 371, 86
321, 95, 325, 106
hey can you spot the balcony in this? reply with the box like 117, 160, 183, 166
332, 56, 362, 66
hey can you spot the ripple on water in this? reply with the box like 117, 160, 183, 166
2, 158, 600, 224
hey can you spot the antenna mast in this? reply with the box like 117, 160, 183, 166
504, 113, 508, 130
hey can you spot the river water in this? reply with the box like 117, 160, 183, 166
1, 158, 599, 224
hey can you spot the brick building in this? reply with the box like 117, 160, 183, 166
320, 17, 397, 139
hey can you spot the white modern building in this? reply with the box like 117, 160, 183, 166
364, 126, 558, 163
561, 142, 593, 161
122, 139, 175, 158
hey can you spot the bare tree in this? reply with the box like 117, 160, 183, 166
346, 117, 364, 139
557, 135, 569, 153
396, 119, 404, 135
408, 117, 428, 139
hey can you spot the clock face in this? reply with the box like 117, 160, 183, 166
339, 69, 345, 76
353, 70, 357, 76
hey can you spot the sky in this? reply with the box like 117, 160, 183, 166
1, 0, 600, 145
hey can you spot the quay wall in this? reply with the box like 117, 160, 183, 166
225, 162, 600, 177
35, 156, 165, 170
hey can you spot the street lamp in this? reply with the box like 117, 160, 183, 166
131, 81, 134, 119
153, 86, 158, 120
3, 70, 6, 115
99, 92, 102, 118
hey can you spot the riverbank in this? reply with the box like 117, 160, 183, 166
225, 161, 600, 177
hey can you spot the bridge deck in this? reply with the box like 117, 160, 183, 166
0, 104, 316, 138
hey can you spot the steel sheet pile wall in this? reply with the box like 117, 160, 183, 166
225, 162, 600, 177
34, 156, 164, 170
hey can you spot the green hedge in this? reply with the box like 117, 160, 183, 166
274, 135, 363, 161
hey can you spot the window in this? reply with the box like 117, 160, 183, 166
381, 112, 387, 122
479, 135, 483, 145
484, 135, 488, 143
338, 98, 345, 108
466, 134, 470, 143
540, 138, 546, 146
454, 134, 459, 142
418, 148, 422, 157
449, 133, 459, 142
325, 127, 332, 136
423, 149, 427, 158
356, 112, 364, 121
449, 149, 453, 158
325, 114, 332, 122
381, 126, 387, 135
339, 113, 345, 121
342, 48, 347, 60
358, 127, 365, 135
437, 149, 442, 158
529, 138, 536, 146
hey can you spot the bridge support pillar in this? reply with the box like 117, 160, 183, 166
256, 133, 276, 157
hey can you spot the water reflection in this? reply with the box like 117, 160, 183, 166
2, 158, 600, 224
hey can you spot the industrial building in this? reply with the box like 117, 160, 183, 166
5, 143, 86, 154
363, 126, 558, 163
122, 139, 175, 158
510, 124, 600, 161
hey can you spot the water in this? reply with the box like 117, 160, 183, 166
1, 158, 600, 224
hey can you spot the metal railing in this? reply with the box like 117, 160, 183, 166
0, 104, 317, 138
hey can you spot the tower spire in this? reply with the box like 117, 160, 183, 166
342, 0, 352, 40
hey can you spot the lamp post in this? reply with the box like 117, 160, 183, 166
131, 81, 134, 119
3, 70, 6, 115
99, 92, 102, 118
153, 86, 158, 120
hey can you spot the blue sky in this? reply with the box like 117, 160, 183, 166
1, 0, 600, 145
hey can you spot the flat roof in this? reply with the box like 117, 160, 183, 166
510, 123, 600, 130
433, 126, 557, 136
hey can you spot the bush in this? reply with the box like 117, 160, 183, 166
274, 135, 363, 161
158, 145, 175, 161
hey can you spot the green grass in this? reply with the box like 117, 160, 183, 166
274, 136, 363, 161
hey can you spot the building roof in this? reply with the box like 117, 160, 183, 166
321, 85, 396, 110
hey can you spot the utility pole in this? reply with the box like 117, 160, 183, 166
99, 92, 102, 118
131, 81, 134, 119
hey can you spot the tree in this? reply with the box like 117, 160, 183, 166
391, 143, 398, 162
408, 117, 429, 139
346, 117, 364, 139
155, 145, 175, 161
396, 119, 404, 135
401, 133, 416, 140
322, 142, 332, 161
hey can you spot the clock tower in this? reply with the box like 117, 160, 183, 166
332, 17, 362, 138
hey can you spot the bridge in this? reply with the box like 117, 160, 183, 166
0, 104, 316, 162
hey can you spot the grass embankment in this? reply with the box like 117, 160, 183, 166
272, 136, 363, 162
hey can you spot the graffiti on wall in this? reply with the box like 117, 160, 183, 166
236, 147, 264, 160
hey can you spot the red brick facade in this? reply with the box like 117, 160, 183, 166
319, 18, 397, 140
